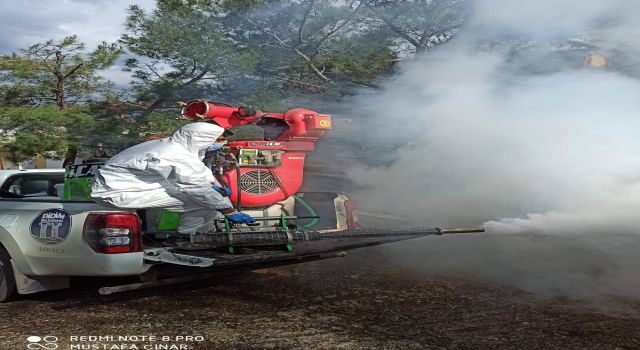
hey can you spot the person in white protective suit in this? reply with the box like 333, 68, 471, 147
91, 122, 255, 234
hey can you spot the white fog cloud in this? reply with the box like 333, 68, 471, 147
344, 0, 640, 300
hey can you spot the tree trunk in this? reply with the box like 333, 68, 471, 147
146, 97, 167, 114
54, 51, 66, 110
56, 78, 65, 109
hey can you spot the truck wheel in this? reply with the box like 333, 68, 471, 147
0, 247, 16, 302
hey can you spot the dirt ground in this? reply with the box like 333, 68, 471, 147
1, 248, 639, 350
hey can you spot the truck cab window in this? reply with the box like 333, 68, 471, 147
2, 175, 64, 197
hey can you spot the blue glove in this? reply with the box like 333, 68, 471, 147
211, 185, 232, 197
206, 143, 226, 152
225, 212, 256, 224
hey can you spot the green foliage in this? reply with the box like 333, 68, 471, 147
84, 113, 141, 155
0, 106, 95, 162
363, 0, 468, 55
307, 36, 397, 85
121, 0, 249, 109
0, 0, 471, 164
0, 35, 122, 108
221, 0, 404, 96
139, 112, 191, 139
237, 90, 287, 112
234, 50, 263, 73
117, 0, 467, 107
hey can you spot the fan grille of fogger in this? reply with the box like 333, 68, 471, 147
239, 170, 278, 195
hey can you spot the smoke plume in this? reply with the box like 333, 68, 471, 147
342, 0, 640, 301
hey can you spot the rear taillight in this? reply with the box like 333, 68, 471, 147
83, 213, 143, 254
344, 199, 361, 229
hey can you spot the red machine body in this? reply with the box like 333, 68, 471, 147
181, 100, 332, 208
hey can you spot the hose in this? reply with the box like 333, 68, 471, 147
214, 171, 230, 188
235, 164, 242, 211
227, 152, 242, 212
293, 195, 319, 228
275, 203, 290, 216
263, 169, 316, 227
268, 169, 290, 198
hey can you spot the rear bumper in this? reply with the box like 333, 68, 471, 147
21, 252, 149, 277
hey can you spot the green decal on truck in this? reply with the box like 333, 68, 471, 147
64, 163, 103, 200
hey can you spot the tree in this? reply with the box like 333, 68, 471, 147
121, 0, 399, 107
236, 0, 363, 83
121, 0, 258, 111
363, 0, 469, 56
0, 36, 122, 109
120, 0, 468, 108
0, 106, 95, 164
225, 0, 396, 92
138, 111, 191, 140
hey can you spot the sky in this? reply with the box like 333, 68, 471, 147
0, 0, 156, 85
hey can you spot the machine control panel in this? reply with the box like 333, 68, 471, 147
238, 149, 284, 167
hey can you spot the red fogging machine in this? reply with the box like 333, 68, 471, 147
180, 99, 332, 209
93, 99, 484, 291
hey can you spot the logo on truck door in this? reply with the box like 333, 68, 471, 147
30, 209, 72, 245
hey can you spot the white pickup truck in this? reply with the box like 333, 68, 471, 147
0, 168, 476, 302
0, 169, 362, 301
0, 169, 150, 301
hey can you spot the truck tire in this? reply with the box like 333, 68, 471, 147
0, 246, 16, 302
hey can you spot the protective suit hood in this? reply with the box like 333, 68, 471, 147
168, 122, 225, 159
91, 121, 232, 233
